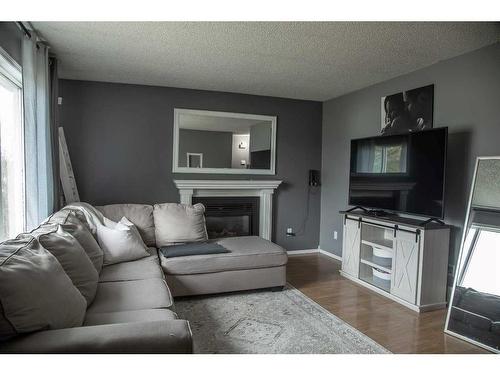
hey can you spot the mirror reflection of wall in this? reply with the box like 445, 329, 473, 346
446, 157, 500, 353
249, 121, 272, 169
179, 129, 231, 168
173, 109, 276, 174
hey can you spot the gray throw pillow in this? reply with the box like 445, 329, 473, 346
46, 210, 104, 272
0, 237, 87, 341
27, 225, 99, 305
159, 242, 230, 258
153, 203, 208, 247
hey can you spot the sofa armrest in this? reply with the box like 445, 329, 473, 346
0, 320, 192, 354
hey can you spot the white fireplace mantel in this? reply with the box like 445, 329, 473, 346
173, 180, 282, 240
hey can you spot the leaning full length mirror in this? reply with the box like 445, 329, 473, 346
445, 157, 500, 353
172, 109, 277, 174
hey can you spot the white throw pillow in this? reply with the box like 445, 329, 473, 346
97, 216, 149, 265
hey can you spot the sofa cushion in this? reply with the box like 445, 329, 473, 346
153, 203, 208, 247
45, 210, 104, 272
96, 204, 155, 247
160, 236, 288, 275
28, 225, 99, 305
87, 278, 173, 314
0, 238, 86, 341
84, 309, 177, 327
97, 217, 150, 266
99, 248, 164, 282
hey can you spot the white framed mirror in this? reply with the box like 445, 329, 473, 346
172, 108, 277, 175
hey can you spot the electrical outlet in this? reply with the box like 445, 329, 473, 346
334, 231, 338, 240
286, 228, 293, 234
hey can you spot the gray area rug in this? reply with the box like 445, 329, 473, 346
173, 285, 390, 354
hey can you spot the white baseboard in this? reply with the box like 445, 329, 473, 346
287, 248, 342, 262
318, 248, 342, 262
287, 249, 318, 256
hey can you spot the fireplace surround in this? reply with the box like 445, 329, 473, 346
173, 180, 282, 240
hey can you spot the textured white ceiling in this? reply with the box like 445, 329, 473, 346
32, 22, 500, 101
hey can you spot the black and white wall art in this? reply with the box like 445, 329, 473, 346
381, 84, 434, 135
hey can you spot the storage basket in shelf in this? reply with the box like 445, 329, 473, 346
372, 246, 392, 267
372, 267, 391, 280
372, 267, 391, 291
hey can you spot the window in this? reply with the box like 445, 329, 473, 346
0, 48, 24, 242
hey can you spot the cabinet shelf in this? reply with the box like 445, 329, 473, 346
360, 257, 392, 273
361, 239, 393, 252
360, 274, 391, 293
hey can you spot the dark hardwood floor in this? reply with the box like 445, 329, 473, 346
286, 253, 487, 354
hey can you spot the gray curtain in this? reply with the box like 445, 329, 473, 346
22, 34, 54, 229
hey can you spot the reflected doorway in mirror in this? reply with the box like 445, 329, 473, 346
187, 153, 203, 168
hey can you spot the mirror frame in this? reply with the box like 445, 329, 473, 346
444, 155, 500, 353
172, 108, 277, 175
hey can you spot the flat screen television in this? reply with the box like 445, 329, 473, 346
349, 127, 447, 218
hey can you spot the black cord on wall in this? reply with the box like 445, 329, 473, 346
294, 184, 320, 236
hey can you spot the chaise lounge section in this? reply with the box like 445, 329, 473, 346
161, 236, 288, 297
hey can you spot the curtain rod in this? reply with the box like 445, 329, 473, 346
16, 22, 32, 38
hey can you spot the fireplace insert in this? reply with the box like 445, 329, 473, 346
193, 196, 259, 239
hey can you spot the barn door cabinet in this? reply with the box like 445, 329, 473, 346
339, 211, 450, 312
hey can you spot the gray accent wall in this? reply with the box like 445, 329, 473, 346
59, 79, 322, 250
320, 42, 500, 276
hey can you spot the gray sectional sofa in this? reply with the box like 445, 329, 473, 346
0, 202, 287, 353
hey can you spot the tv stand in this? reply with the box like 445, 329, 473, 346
418, 217, 445, 226
339, 211, 450, 313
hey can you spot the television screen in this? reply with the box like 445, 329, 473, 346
349, 127, 447, 218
